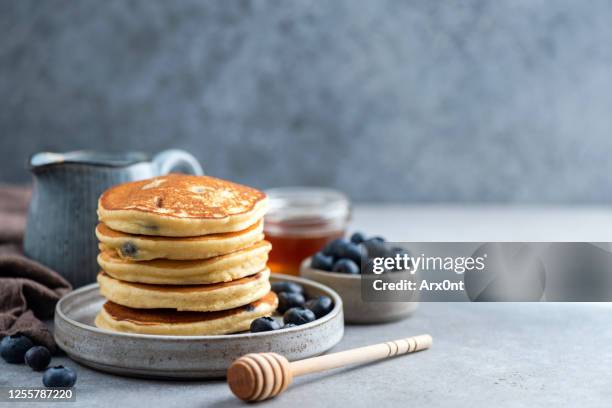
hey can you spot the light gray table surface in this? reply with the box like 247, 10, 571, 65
2, 205, 612, 407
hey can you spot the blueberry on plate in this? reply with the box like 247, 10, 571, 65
271, 281, 304, 295
310, 252, 334, 271
322, 238, 350, 258
250, 317, 281, 333
305, 296, 334, 318
0, 334, 34, 364
25, 346, 51, 371
283, 307, 316, 326
43, 366, 77, 388
277, 292, 306, 314
350, 232, 366, 244
332, 258, 360, 274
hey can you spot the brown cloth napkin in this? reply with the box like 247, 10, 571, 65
0, 185, 72, 353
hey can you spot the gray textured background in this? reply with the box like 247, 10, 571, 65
1, 0, 612, 203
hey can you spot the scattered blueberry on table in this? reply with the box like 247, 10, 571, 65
1, 334, 77, 388
250, 317, 282, 333
43, 366, 77, 388
0, 334, 34, 364
25, 346, 51, 371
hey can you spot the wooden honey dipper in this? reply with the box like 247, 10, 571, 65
227, 334, 432, 402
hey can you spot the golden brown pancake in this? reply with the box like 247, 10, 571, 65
97, 268, 271, 312
97, 174, 268, 237
97, 241, 271, 285
95, 221, 264, 260
95, 292, 278, 335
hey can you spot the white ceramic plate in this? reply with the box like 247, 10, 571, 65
54, 273, 344, 379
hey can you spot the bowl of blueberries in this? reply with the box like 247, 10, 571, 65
300, 232, 418, 324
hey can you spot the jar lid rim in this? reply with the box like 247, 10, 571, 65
264, 187, 350, 224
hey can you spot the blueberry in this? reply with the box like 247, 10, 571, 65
322, 238, 350, 258
283, 307, 316, 326
250, 317, 281, 333
305, 296, 334, 318
0, 335, 34, 364
364, 258, 376, 274
43, 366, 77, 388
389, 246, 408, 255
342, 243, 364, 264
271, 281, 304, 295
283, 323, 297, 328
277, 292, 306, 314
121, 241, 138, 257
350, 232, 366, 244
382, 247, 411, 271
323, 239, 363, 263
25, 346, 51, 371
310, 252, 334, 271
362, 239, 388, 259
332, 258, 360, 274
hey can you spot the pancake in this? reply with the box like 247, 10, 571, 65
95, 220, 264, 261
97, 268, 271, 312
95, 292, 278, 335
97, 174, 268, 237
97, 241, 271, 285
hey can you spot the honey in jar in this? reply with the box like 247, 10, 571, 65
264, 188, 350, 276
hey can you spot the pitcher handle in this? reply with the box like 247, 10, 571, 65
153, 149, 204, 176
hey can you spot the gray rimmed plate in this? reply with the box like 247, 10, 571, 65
54, 273, 344, 379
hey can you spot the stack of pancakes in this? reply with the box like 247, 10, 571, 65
94, 174, 277, 335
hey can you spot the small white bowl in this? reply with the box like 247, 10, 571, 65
300, 258, 418, 324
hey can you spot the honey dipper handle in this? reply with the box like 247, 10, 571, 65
290, 334, 432, 377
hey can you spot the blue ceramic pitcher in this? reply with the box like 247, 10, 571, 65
24, 150, 203, 288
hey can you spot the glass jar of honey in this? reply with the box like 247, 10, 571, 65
264, 188, 350, 276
